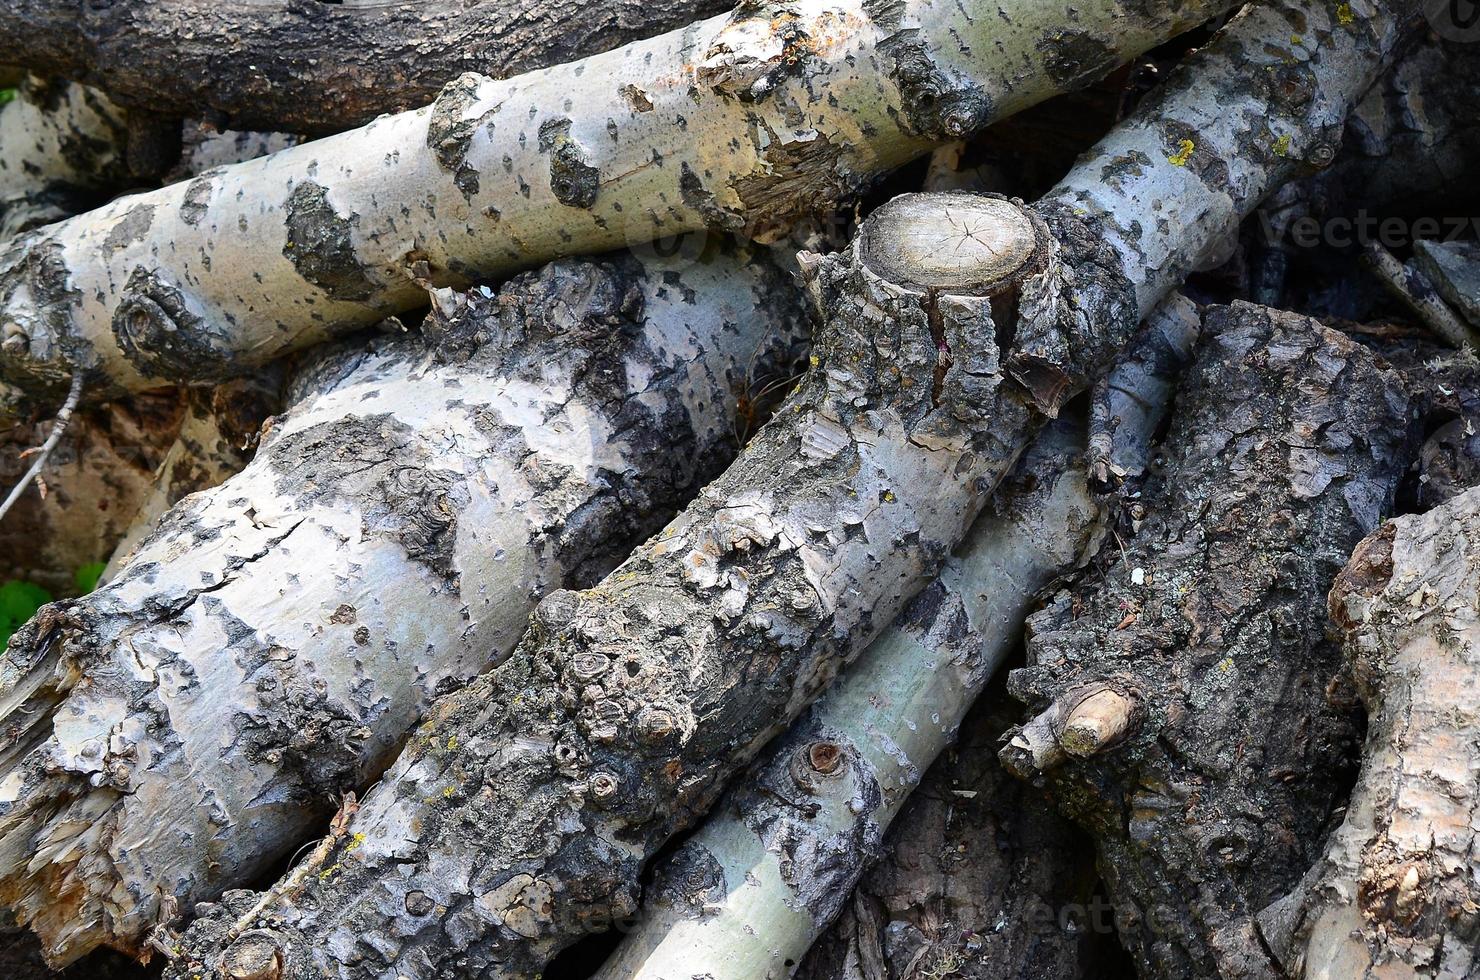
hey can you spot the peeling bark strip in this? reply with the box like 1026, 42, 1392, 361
1001, 303, 1418, 979
0, 0, 735, 136
0, 77, 132, 239
0, 245, 805, 966
1258, 486, 1480, 980
593, 296, 1200, 980
0, 0, 1236, 413
162, 189, 1143, 980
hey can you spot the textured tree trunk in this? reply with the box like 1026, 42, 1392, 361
0, 243, 805, 966
151, 3, 1414, 976
0, 0, 1235, 415
1258, 484, 1480, 980
0, 77, 133, 239
0, 0, 734, 136
1000, 302, 1419, 980
590, 294, 1200, 980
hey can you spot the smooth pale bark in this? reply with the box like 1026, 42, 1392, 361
0, 77, 131, 240
0, 0, 734, 136
1259, 485, 1480, 980
591, 295, 1200, 980
160, 3, 1413, 977
0, 0, 1236, 415
0, 244, 805, 966
1000, 303, 1418, 979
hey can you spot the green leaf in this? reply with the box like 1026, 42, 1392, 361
74, 561, 106, 595
0, 89, 15, 106
0, 580, 52, 650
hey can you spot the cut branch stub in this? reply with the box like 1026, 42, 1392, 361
856, 194, 1046, 295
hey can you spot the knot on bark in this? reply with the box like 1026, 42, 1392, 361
113, 266, 235, 383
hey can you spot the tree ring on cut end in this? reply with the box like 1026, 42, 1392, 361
222, 931, 284, 980
858, 193, 1040, 295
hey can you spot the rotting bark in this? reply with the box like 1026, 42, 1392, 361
155, 2, 1415, 974
591, 294, 1200, 980
0, 0, 1237, 415
0, 391, 186, 597
1258, 484, 1480, 980
794, 689, 1112, 980
0, 243, 807, 966
0, 77, 132, 239
1000, 302, 1420, 980
0, 0, 737, 136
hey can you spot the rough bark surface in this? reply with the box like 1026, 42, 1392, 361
161, 188, 1141, 980
0, 244, 806, 966
0, 0, 734, 136
592, 295, 1201, 980
1001, 302, 1419, 979
1258, 485, 1480, 980
0, 0, 1234, 413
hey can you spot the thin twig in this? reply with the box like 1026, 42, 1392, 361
0, 373, 84, 523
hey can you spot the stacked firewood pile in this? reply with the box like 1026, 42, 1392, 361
0, 1, 1476, 978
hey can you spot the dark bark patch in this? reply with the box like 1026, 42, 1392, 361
879, 31, 992, 140
102, 203, 155, 252
539, 118, 601, 209
267, 414, 468, 582
679, 162, 745, 232
112, 266, 236, 382
282, 180, 378, 303
180, 174, 216, 228
1036, 30, 1120, 90
426, 72, 485, 200
732, 132, 846, 242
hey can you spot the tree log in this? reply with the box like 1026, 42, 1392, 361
1258, 483, 1480, 980
0, 0, 1236, 416
0, 77, 133, 240
0, 243, 805, 966
590, 294, 1200, 980
1000, 302, 1420, 979
0, 0, 736, 137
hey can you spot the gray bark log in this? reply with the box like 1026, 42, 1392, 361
0, 0, 1235, 416
0, 244, 805, 965
1000, 302, 1420, 979
0, 0, 734, 137
590, 294, 1200, 980
1258, 484, 1480, 980
0, 77, 132, 239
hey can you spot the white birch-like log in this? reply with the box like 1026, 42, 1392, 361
160, 2, 1416, 976
0, 0, 1236, 414
1258, 485, 1480, 980
0, 77, 131, 241
0, 243, 805, 966
591, 296, 1199, 980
